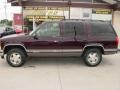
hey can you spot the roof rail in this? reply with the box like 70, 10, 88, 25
60, 19, 111, 22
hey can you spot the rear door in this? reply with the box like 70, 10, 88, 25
74, 22, 88, 49
61, 21, 86, 56
61, 21, 76, 49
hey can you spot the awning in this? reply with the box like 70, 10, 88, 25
7, 0, 120, 10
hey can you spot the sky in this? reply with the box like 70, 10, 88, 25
0, 0, 21, 20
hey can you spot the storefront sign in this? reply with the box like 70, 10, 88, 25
92, 9, 112, 14
26, 15, 65, 21
23, 6, 68, 21
24, 6, 68, 11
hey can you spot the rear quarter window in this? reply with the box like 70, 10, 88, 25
90, 22, 115, 36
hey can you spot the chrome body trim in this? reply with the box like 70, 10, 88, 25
1, 43, 118, 57
104, 49, 118, 55
104, 49, 118, 52
83, 44, 118, 55
27, 49, 83, 57
27, 49, 83, 53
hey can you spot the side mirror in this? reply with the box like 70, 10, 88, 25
33, 34, 38, 40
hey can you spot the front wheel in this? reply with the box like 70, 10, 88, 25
83, 48, 102, 67
6, 49, 27, 67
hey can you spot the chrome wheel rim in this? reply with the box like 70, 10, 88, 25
87, 52, 99, 65
9, 53, 22, 65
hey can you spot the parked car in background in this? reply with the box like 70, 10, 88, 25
0, 20, 119, 67
0, 27, 18, 38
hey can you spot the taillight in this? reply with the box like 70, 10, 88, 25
115, 37, 119, 46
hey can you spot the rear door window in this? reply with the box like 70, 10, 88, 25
74, 22, 85, 35
62, 22, 75, 36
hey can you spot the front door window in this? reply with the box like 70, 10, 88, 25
35, 22, 60, 37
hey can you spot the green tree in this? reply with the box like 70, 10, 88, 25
0, 19, 12, 26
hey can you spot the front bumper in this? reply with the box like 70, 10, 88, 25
0, 50, 3, 55
0, 50, 4, 59
117, 49, 120, 53
0, 50, 3, 56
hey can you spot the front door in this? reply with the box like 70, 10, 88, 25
28, 22, 62, 56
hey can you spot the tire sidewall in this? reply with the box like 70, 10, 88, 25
6, 49, 26, 67
84, 49, 102, 67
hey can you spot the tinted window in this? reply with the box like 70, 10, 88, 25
62, 22, 75, 36
75, 22, 84, 35
91, 22, 114, 35
6, 28, 13, 32
36, 22, 60, 37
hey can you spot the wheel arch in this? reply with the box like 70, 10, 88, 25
3, 44, 27, 55
83, 44, 104, 54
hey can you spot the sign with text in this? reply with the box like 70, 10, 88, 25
23, 6, 69, 21
26, 15, 65, 21
92, 9, 112, 14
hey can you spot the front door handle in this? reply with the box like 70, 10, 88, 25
54, 40, 58, 43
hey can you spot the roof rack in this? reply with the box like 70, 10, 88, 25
61, 19, 111, 22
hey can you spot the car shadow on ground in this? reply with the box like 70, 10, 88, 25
23, 56, 113, 68
25, 57, 85, 68
0, 56, 114, 68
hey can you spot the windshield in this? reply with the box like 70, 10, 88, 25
29, 22, 46, 36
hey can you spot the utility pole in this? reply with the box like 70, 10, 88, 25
91, 0, 93, 20
68, 0, 71, 20
4, 0, 7, 25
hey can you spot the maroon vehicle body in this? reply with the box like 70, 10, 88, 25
0, 20, 119, 67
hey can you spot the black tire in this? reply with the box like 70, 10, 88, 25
83, 48, 102, 67
6, 48, 27, 67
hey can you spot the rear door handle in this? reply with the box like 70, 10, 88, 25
83, 40, 87, 42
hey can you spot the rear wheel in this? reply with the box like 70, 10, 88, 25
6, 49, 27, 67
83, 48, 102, 67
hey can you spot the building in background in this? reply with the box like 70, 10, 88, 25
8, 0, 120, 34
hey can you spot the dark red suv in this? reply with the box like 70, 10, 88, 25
0, 20, 119, 67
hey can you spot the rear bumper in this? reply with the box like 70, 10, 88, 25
104, 49, 119, 55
